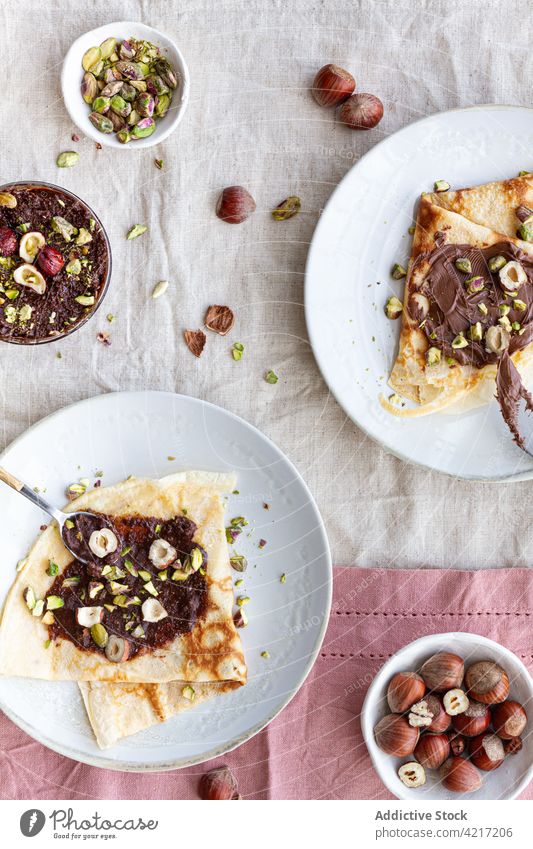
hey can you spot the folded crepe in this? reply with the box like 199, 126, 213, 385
0, 471, 246, 747
386, 174, 533, 446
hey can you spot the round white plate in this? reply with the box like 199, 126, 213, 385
306, 104, 533, 481
0, 391, 331, 771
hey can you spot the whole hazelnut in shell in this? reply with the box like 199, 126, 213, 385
216, 186, 256, 224
312, 64, 355, 107
492, 700, 527, 739
439, 757, 482, 793
464, 661, 509, 704
387, 671, 426, 713
414, 733, 450, 769
452, 701, 491, 737
469, 732, 505, 771
338, 93, 384, 130
374, 713, 419, 757
420, 652, 464, 692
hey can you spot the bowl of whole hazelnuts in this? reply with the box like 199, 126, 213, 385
361, 632, 533, 800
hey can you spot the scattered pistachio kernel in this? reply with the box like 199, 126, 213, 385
499, 303, 511, 316
451, 334, 468, 349
75, 294, 95, 306
408, 225, 415, 235
265, 369, 278, 384
57, 151, 80, 168
478, 302, 488, 316
434, 179, 450, 192
280, 573, 286, 584
465, 276, 484, 295
127, 224, 148, 240
32, 599, 45, 617
488, 255, 506, 273
46, 560, 59, 577
236, 595, 250, 607
499, 315, 512, 332
391, 263, 407, 279
513, 298, 527, 311
388, 393, 403, 406
46, 595, 64, 611
155, 159, 164, 170
518, 224, 533, 242
261, 650, 270, 659
66, 259, 82, 275
91, 623, 108, 647
272, 195, 301, 221
519, 170, 531, 176
235, 579, 244, 587
107, 313, 115, 323
232, 342, 244, 361
469, 322, 483, 342
152, 280, 169, 299
65, 519, 75, 529
512, 321, 521, 331
182, 685, 195, 701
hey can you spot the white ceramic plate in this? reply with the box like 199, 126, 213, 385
361, 632, 533, 800
0, 391, 331, 771
62, 21, 190, 149
306, 105, 533, 481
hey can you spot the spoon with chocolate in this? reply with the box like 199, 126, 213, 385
0, 467, 109, 564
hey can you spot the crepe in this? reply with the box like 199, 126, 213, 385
0, 471, 246, 684
386, 174, 533, 418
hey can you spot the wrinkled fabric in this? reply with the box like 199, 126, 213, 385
0, 1, 532, 568
1, 567, 532, 799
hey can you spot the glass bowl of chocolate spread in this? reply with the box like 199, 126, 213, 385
0, 181, 111, 344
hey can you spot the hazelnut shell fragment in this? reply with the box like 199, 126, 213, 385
312, 64, 355, 107
184, 329, 206, 358
204, 305, 235, 336
199, 765, 240, 800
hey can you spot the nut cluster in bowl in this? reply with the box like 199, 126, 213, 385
80, 36, 178, 143
374, 651, 528, 794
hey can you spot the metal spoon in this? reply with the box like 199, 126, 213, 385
0, 466, 95, 564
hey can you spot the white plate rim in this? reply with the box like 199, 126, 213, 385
305, 103, 533, 483
0, 390, 332, 772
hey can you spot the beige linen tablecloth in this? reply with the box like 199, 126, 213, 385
0, 0, 531, 570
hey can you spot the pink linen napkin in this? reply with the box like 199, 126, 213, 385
1, 567, 532, 800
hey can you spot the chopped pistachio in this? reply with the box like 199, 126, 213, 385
391, 263, 407, 279
104, 603, 116, 613
91, 623, 108, 647
385, 296, 403, 320
408, 225, 416, 235
478, 302, 488, 316
23, 586, 36, 610
232, 341, 244, 361
42, 611, 55, 625
107, 313, 115, 323
230, 555, 247, 572
32, 599, 45, 617
426, 346, 441, 366
5, 288, 19, 300
75, 227, 92, 246
155, 158, 164, 170
44, 639, 52, 649
451, 334, 468, 349
235, 579, 244, 587
261, 650, 270, 659
131, 624, 146, 639
488, 255, 507, 273
455, 257, 472, 273
280, 573, 287, 584
499, 303, 511, 316
518, 224, 533, 242
46, 595, 64, 611
265, 369, 279, 384
519, 170, 531, 177
75, 294, 95, 306
62, 576, 80, 588
144, 580, 158, 597
464, 276, 484, 295
434, 180, 450, 192
388, 393, 403, 406
512, 321, 521, 331
138, 569, 151, 582
46, 560, 59, 577
190, 547, 203, 572
157, 570, 168, 581
236, 595, 250, 607
57, 151, 80, 168
182, 685, 195, 701
469, 322, 483, 342
126, 224, 148, 240
499, 315, 512, 332
513, 299, 527, 311
172, 568, 189, 581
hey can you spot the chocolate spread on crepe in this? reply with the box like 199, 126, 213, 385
409, 241, 533, 447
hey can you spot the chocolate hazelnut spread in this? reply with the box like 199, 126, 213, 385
0, 183, 109, 342
410, 241, 533, 447
47, 512, 207, 660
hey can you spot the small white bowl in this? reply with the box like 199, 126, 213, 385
361, 632, 533, 800
61, 21, 190, 149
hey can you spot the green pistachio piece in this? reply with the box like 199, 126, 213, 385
499, 303, 511, 316
513, 299, 527, 311
127, 224, 148, 240
478, 302, 488, 315
46, 595, 65, 611
119, 82, 137, 102
172, 568, 189, 581
0, 192, 17, 208
499, 315, 512, 332
56, 151, 80, 168
99, 37, 117, 60
4, 305, 16, 323
469, 322, 483, 342
75, 227, 92, 246
90, 623, 108, 647
144, 580, 158, 597
82, 46, 102, 72
190, 548, 203, 572
385, 295, 403, 319
32, 599, 45, 617
512, 320, 521, 331
232, 341, 244, 361
155, 158, 164, 170
261, 650, 270, 659
518, 223, 533, 242
451, 334, 468, 349
488, 254, 507, 273
117, 129, 131, 144
131, 625, 145, 639
272, 196, 301, 221
110, 95, 132, 117
434, 179, 450, 192
46, 560, 59, 577
391, 263, 407, 280
5, 289, 19, 300
75, 294, 95, 306
23, 586, 36, 610
265, 369, 279, 384
154, 94, 171, 118
81, 72, 98, 104
115, 60, 145, 81
92, 96, 111, 114
230, 555, 247, 572
519, 170, 531, 176
182, 685, 195, 701
66, 259, 82, 275
131, 117, 156, 139
464, 276, 484, 295
154, 58, 178, 89
237, 595, 250, 607
455, 257, 472, 273
88, 112, 114, 134
147, 74, 169, 96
